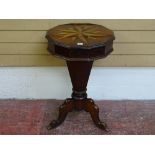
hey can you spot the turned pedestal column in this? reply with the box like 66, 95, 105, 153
46, 23, 115, 130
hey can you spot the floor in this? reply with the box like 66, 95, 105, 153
0, 100, 155, 135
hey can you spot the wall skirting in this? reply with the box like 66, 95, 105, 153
0, 67, 155, 100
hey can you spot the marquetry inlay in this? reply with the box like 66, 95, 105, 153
47, 23, 114, 48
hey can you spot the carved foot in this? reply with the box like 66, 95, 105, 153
47, 98, 108, 131
47, 99, 74, 130
85, 99, 108, 131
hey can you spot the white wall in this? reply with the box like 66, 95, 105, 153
0, 67, 155, 100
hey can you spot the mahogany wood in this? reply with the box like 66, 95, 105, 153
46, 23, 115, 131
47, 98, 107, 130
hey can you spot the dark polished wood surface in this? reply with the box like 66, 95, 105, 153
46, 23, 115, 131
46, 23, 114, 48
46, 23, 115, 61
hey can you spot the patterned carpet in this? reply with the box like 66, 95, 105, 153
0, 100, 155, 135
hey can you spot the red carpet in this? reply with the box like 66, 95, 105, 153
0, 100, 155, 135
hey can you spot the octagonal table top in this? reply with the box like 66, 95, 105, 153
46, 23, 115, 61
46, 23, 115, 49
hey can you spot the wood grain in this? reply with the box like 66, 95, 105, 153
0, 43, 155, 55
0, 31, 155, 43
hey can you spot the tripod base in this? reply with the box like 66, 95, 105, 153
47, 98, 107, 131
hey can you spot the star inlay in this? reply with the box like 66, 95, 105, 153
48, 23, 114, 47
